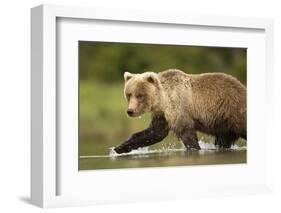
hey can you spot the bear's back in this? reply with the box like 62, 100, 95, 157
158, 69, 190, 90
157, 69, 246, 136
158, 69, 188, 81
189, 72, 246, 135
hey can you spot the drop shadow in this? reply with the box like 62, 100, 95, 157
18, 196, 31, 205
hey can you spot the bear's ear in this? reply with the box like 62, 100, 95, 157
124, 72, 134, 82
145, 73, 159, 86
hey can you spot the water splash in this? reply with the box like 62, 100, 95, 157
108, 146, 185, 158
80, 140, 246, 160
198, 140, 246, 151
198, 140, 216, 150
108, 140, 246, 157
109, 147, 118, 159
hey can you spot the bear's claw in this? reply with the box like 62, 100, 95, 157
114, 145, 132, 154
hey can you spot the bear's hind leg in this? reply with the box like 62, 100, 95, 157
179, 129, 201, 150
215, 133, 238, 149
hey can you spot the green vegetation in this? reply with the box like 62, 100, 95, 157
79, 41, 247, 169
79, 42, 246, 84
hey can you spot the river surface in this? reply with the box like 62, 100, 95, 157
79, 141, 246, 170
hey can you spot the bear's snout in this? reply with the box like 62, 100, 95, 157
127, 109, 134, 116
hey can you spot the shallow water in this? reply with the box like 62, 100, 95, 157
79, 141, 246, 170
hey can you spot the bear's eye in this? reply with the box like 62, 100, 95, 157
136, 94, 144, 100
126, 93, 132, 100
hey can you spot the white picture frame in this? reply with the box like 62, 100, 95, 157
31, 4, 274, 208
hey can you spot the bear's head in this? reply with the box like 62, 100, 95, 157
123, 71, 161, 117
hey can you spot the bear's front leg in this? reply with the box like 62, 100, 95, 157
179, 129, 201, 150
114, 115, 169, 154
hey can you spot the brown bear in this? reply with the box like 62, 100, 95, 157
114, 69, 246, 154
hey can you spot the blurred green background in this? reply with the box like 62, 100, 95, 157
79, 41, 247, 169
